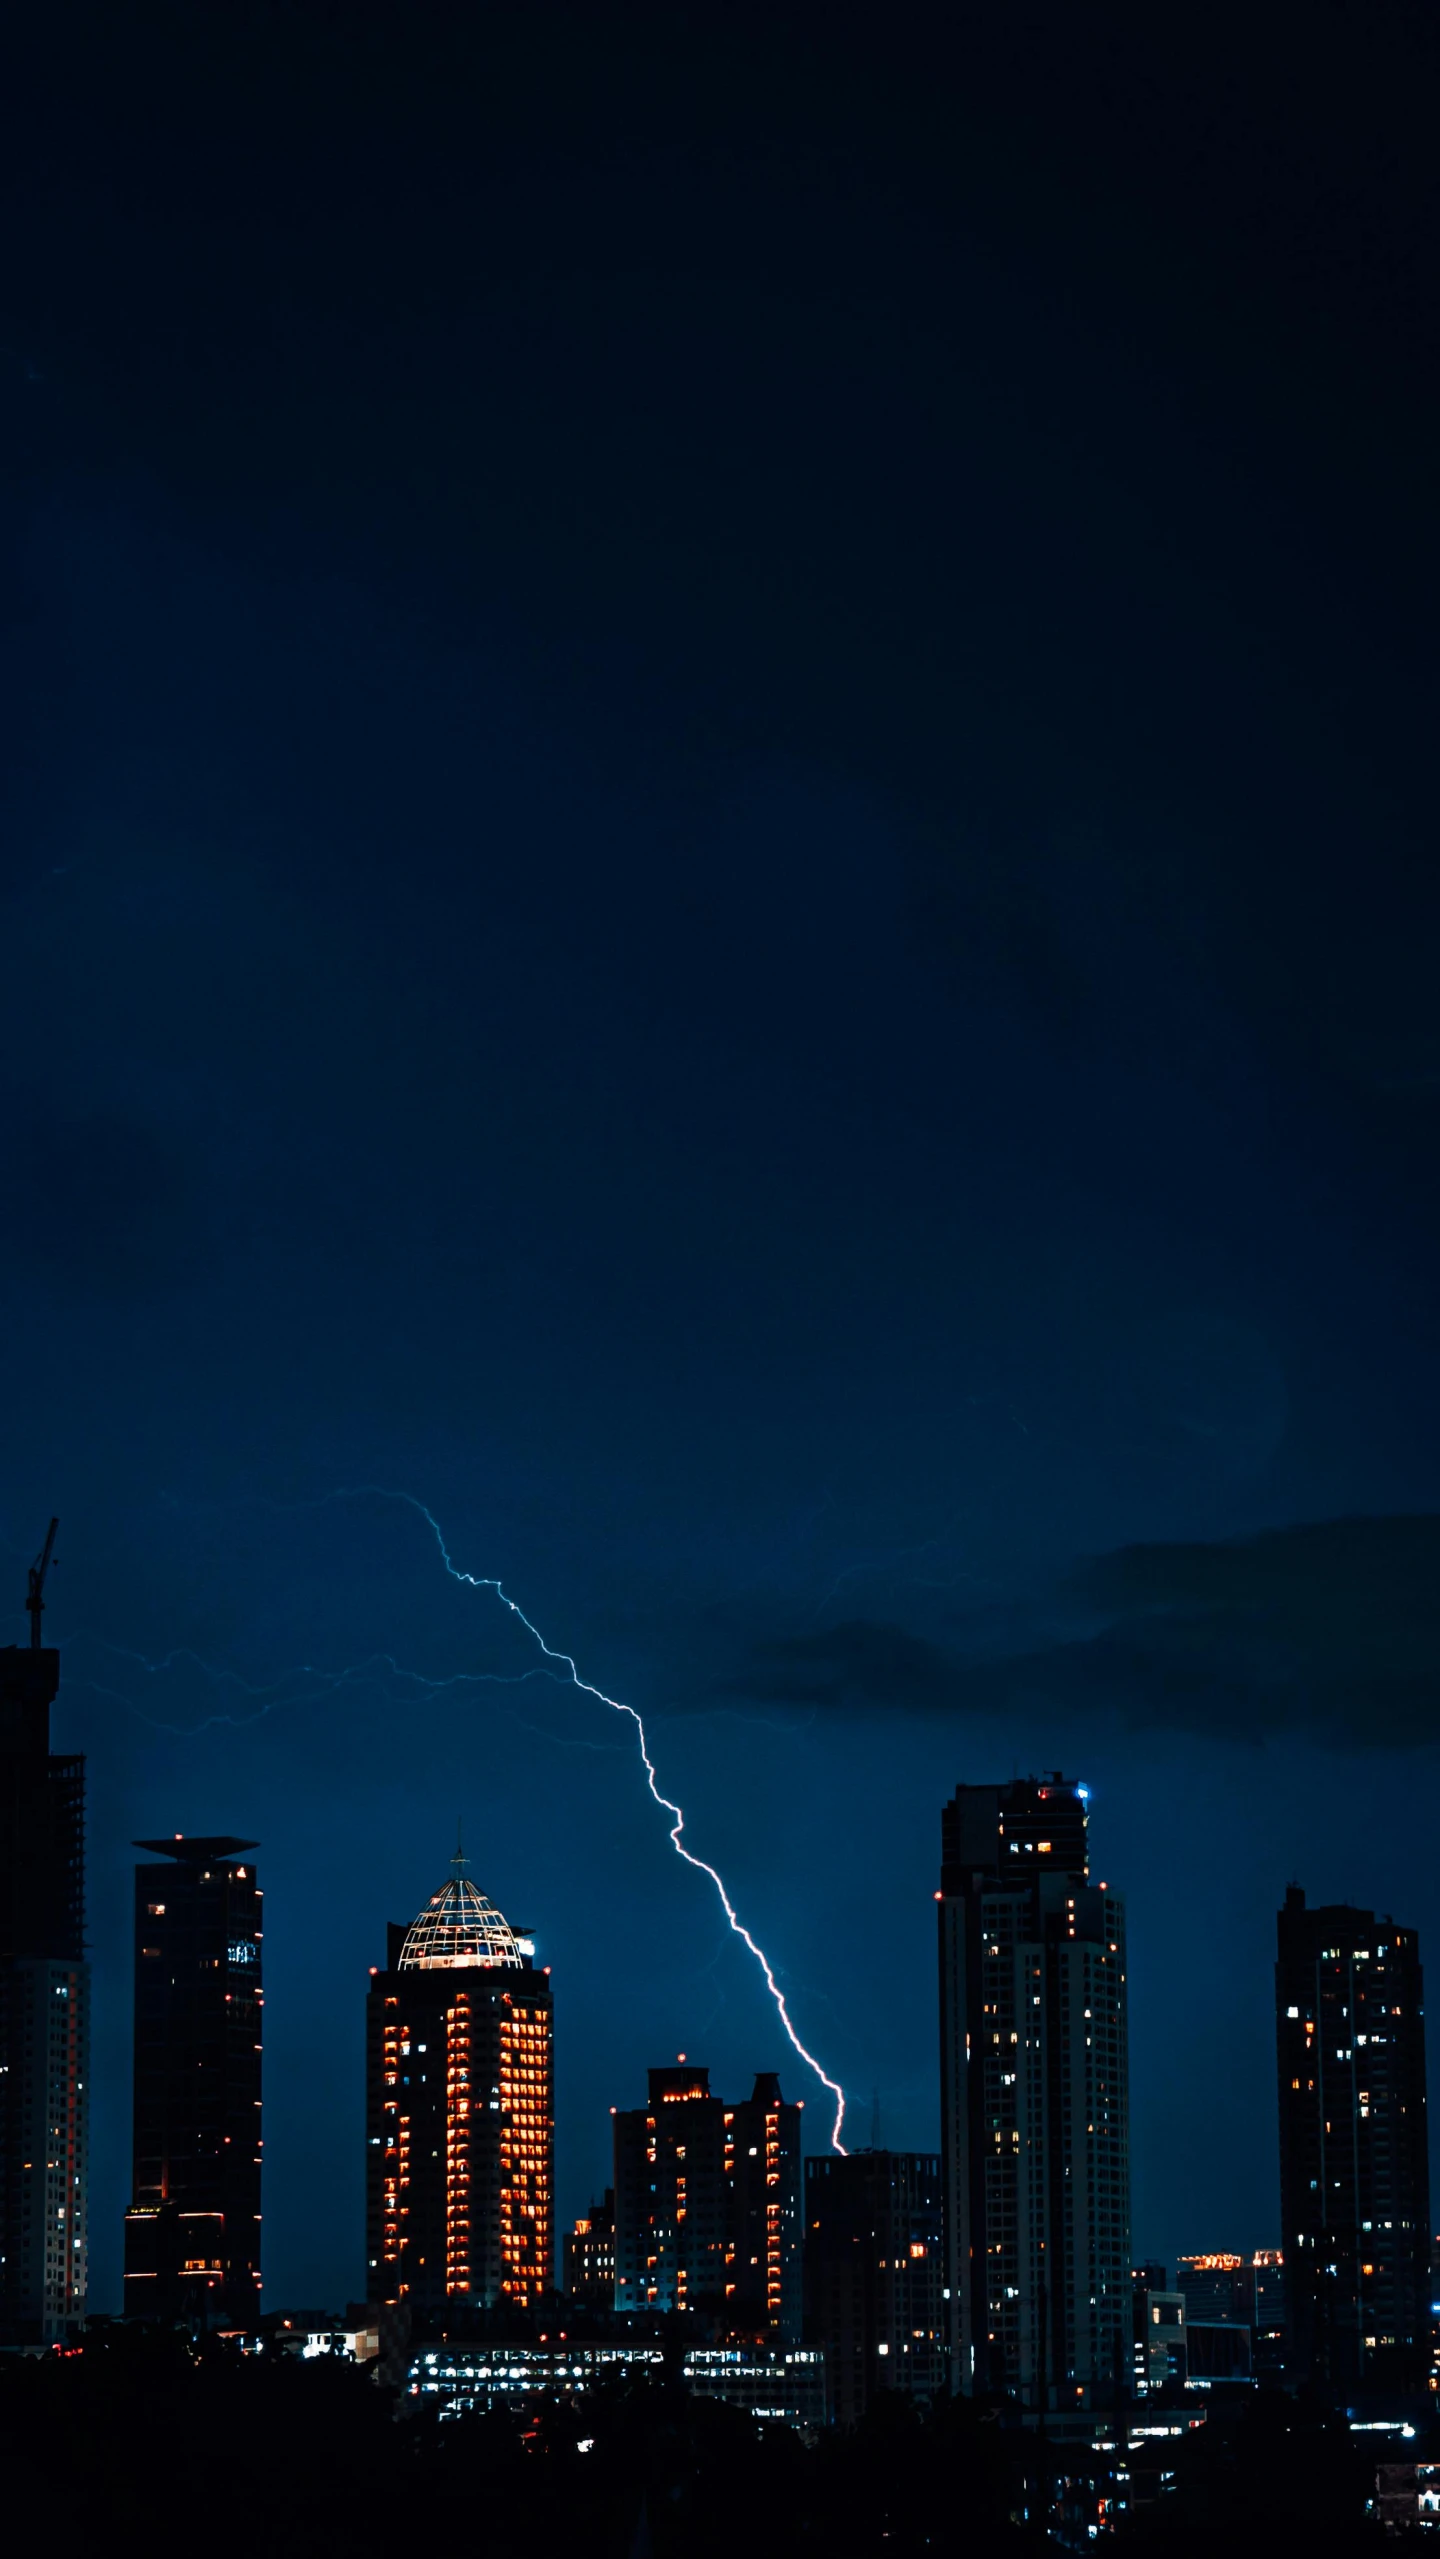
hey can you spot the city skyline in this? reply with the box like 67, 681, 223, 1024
36, 1514, 1440, 2317
8, 1566, 1437, 2460
4, 0, 1439, 2347
13, 1572, 1429, 2335
3, 7, 1437, 2544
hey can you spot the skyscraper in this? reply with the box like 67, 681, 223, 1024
122, 1837, 264, 2324
803, 2149, 945, 2423
612, 2063, 803, 2339
366, 1851, 553, 2321
0, 1525, 87, 2344
1276, 1884, 1430, 2389
938, 1774, 1131, 2412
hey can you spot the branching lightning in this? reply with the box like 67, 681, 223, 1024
398, 1493, 848, 2153
68, 1641, 574, 1737
87, 1485, 849, 2150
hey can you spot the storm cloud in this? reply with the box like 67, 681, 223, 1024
723, 1516, 1440, 1749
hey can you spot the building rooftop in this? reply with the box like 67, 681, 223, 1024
134, 1835, 259, 1862
398, 1850, 532, 1970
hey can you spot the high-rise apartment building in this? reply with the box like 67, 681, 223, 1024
803, 2149, 945, 2423
366, 1851, 553, 2321
938, 1774, 1131, 2412
563, 2189, 615, 2308
0, 1527, 87, 2345
123, 1837, 264, 2324
613, 2063, 803, 2339
1276, 1885, 1430, 2388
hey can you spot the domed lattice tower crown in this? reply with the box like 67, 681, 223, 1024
397, 1842, 532, 1970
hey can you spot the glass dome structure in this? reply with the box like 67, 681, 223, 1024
397, 1851, 533, 1970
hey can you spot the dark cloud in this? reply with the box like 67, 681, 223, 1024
724, 1516, 1440, 1749
721, 1619, 961, 1712
9, 1105, 212, 1296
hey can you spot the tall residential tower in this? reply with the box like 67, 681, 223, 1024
1276, 1884, 1430, 2389
613, 2063, 804, 2339
366, 1851, 553, 2321
123, 1837, 264, 2324
938, 1774, 1131, 2413
0, 1525, 87, 2344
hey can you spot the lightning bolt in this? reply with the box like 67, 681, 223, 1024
67, 1642, 573, 1736
90, 1485, 849, 2151
398, 1493, 848, 2153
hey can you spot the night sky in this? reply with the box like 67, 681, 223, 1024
5, 2, 1439, 2312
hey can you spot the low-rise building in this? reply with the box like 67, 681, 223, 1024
563, 2189, 615, 2308
409, 2336, 826, 2430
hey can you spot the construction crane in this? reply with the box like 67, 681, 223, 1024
26, 1517, 57, 1649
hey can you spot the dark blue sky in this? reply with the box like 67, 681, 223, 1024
4, 0, 1439, 2309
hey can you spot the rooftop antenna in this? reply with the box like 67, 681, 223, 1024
870, 2086, 882, 2151
452, 1816, 469, 1877
27, 1519, 57, 1650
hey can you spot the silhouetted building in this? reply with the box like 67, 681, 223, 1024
1185, 2319, 1253, 2385
366, 1850, 553, 2322
0, 1527, 87, 2345
1276, 1884, 1430, 2389
1175, 2250, 1285, 2365
564, 2189, 615, 2307
938, 1774, 1131, 2412
613, 2062, 803, 2339
804, 2149, 945, 2423
1175, 2251, 1285, 2378
123, 1837, 263, 2323
1251, 2250, 1287, 2373
1176, 2252, 1254, 2323
1132, 2282, 1185, 2395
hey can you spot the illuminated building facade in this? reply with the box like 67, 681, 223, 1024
803, 2149, 945, 2423
0, 1579, 88, 2345
938, 1774, 1131, 2412
732, 2071, 804, 2340
1276, 1884, 1430, 2389
612, 2063, 803, 2340
563, 2188, 615, 2307
365, 1852, 553, 2321
410, 2337, 827, 2431
123, 1837, 263, 2323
